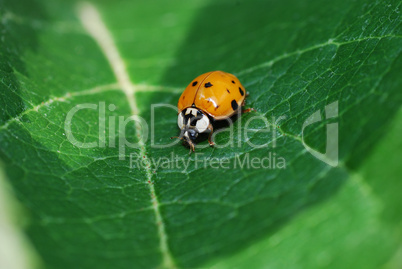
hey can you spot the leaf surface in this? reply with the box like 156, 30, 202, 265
0, 0, 401, 268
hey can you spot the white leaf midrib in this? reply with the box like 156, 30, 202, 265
77, 2, 177, 269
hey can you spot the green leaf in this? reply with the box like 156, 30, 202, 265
0, 162, 42, 269
0, 0, 401, 268
206, 108, 402, 269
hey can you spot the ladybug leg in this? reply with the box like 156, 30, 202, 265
241, 99, 255, 113
189, 143, 195, 154
207, 124, 215, 147
242, 108, 255, 113
170, 128, 185, 140
186, 139, 195, 154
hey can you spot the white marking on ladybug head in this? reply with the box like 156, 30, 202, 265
185, 108, 198, 116
195, 114, 209, 133
177, 112, 184, 130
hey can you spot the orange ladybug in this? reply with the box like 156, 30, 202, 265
174, 71, 252, 152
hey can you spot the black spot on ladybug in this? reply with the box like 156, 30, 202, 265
231, 80, 235, 84
215, 105, 220, 110
231, 100, 238, 110
226, 89, 230, 93
182, 95, 185, 100
192, 81, 198, 86
239, 87, 244, 96
205, 82, 213, 88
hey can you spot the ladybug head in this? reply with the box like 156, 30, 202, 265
176, 108, 210, 147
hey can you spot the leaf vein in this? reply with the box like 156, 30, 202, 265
77, 3, 177, 268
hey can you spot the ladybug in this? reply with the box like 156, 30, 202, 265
173, 71, 253, 152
